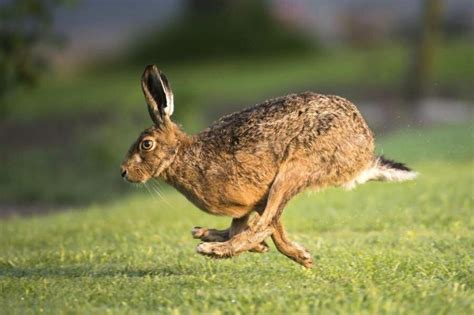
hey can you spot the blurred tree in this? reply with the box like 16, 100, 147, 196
128, 0, 316, 64
405, 0, 443, 102
0, 0, 69, 118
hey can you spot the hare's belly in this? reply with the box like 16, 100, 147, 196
172, 174, 270, 217
203, 179, 270, 217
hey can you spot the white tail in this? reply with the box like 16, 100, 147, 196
343, 156, 418, 190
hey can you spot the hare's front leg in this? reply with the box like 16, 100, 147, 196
192, 215, 269, 253
191, 226, 229, 242
197, 162, 308, 260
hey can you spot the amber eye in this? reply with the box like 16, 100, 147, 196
140, 139, 155, 151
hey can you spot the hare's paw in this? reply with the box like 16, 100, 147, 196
191, 226, 229, 242
196, 242, 234, 258
191, 226, 207, 239
296, 251, 313, 268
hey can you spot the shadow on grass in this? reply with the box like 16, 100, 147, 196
0, 265, 195, 278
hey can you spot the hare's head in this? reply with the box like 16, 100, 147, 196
120, 65, 180, 183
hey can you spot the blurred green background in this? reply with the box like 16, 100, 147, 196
1, 1, 473, 313
0, 0, 472, 212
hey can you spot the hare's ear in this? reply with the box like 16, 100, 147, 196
141, 65, 174, 125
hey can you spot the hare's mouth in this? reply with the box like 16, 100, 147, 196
124, 177, 147, 184
121, 167, 151, 184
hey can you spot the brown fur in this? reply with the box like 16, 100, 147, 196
121, 65, 414, 268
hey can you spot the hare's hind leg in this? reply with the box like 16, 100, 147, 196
231, 214, 269, 253
197, 161, 308, 260
192, 215, 269, 253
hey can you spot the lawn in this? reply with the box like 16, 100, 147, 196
1, 124, 473, 314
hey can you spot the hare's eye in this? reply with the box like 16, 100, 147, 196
140, 139, 155, 151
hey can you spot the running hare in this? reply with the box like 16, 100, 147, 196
121, 65, 417, 268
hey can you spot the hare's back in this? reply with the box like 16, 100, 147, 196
201, 92, 372, 155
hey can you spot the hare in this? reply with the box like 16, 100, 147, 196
120, 65, 417, 268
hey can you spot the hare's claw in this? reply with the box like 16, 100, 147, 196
196, 242, 234, 258
191, 226, 206, 239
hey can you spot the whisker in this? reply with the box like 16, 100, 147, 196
144, 182, 159, 202
135, 160, 173, 208
150, 179, 173, 208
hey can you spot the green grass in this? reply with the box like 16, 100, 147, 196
1, 124, 473, 314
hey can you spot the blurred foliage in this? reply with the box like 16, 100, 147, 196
6, 40, 473, 123
1, 39, 472, 206
0, 0, 472, 208
127, 0, 317, 65
0, 0, 71, 117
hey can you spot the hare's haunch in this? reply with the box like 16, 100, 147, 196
121, 65, 417, 268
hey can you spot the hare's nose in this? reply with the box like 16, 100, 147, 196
120, 166, 127, 178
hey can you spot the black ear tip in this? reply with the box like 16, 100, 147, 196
143, 64, 159, 77
145, 64, 157, 70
